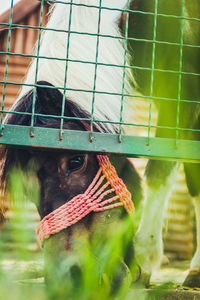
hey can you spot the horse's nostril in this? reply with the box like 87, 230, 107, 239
70, 264, 82, 284
69, 264, 83, 287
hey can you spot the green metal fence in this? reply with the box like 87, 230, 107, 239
0, 0, 200, 162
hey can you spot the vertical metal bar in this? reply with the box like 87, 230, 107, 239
175, 0, 185, 143
147, 0, 158, 144
59, 0, 73, 140
30, 0, 44, 137
90, 0, 102, 142
0, 0, 14, 136
119, 0, 130, 143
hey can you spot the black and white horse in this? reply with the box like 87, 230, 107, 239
126, 0, 200, 287
1, 0, 200, 288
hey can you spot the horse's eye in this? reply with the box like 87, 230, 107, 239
68, 156, 85, 172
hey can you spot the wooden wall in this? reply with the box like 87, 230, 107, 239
0, 1, 49, 111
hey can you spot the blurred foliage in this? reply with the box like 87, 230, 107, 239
0, 169, 171, 300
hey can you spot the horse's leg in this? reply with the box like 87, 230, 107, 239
183, 162, 200, 287
135, 105, 199, 285
134, 160, 179, 281
128, 3, 185, 278
133, 83, 182, 282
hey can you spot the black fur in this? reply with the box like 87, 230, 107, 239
1, 81, 142, 219
6, 81, 90, 129
1, 81, 111, 185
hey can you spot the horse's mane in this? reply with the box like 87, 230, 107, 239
10, 0, 137, 134
2, 81, 113, 186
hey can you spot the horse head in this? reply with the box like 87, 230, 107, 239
1, 81, 142, 290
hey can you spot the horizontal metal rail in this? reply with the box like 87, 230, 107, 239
1, 125, 200, 163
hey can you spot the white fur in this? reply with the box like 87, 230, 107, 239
134, 163, 180, 273
14, 0, 137, 133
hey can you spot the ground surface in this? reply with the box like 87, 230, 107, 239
2, 259, 200, 299
150, 262, 200, 299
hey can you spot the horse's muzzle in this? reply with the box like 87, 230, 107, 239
37, 155, 134, 247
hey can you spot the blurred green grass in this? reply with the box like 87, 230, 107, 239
0, 169, 171, 300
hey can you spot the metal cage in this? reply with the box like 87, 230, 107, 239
0, 0, 200, 162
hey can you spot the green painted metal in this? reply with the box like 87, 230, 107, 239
90, 0, 102, 141
148, 0, 158, 143
1, 79, 200, 105
60, 0, 73, 139
1, 25, 200, 49
119, 0, 130, 142
175, 0, 185, 143
0, 125, 200, 162
0, 0, 200, 161
30, 0, 44, 137
1, 56, 200, 79
0, 0, 14, 134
